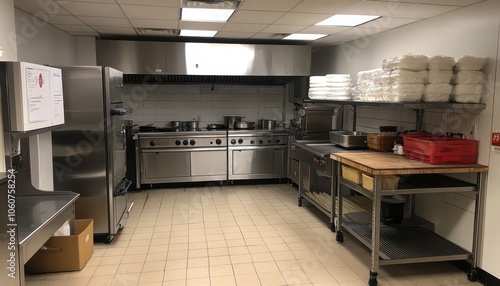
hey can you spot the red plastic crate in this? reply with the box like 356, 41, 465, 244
402, 134, 478, 164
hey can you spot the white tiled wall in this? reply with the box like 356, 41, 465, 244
123, 84, 286, 127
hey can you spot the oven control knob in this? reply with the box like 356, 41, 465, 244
175, 140, 181, 146
267, 139, 272, 144
276, 139, 281, 144
183, 140, 188, 146
216, 139, 222, 145
291, 146, 296, 153
238, 139, 243, 144
231, 139, 236, 144
250, 140, 255, 144
190, 140, 196, 146
149, 140, 156, 147
259, 140, 264, 144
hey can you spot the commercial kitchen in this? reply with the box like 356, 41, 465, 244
1, 0, 500, 285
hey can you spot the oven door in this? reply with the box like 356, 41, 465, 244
229, 145, 287, 180
141, 149, 191, 183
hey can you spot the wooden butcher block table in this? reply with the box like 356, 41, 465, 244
330, 152, 488, 286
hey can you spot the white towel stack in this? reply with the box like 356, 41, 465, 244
452, 56, 487, 103
308, 74, 352, 100
354, 69, 389, 102
424, 56, 455, 102
381, 55, 428, 102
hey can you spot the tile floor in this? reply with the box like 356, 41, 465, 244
26, 183, 483, 286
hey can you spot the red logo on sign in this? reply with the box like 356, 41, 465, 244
39, 73, 43, 88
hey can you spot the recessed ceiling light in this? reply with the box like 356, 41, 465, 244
180, 29, 217, 37
181, 8, 234, 22
283, 34, 327, 41
316, 14, 380, 27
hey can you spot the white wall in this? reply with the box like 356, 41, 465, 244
311, 0, 499, 278
124, 84, 286, 127
14, 9, 77, 65
0, 0, 18, 61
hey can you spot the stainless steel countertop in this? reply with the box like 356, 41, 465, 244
292, 140, 368, 157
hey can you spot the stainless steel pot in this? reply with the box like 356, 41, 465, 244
188, 120, 200, 131
258, 119, 276, 130
223, 115, 244, 128
234, 121, 255, 130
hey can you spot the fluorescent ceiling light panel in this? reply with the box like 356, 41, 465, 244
181, 8, 234, 22
180, 29, 217, 37
283, 33, 327, 40
316, 14, 380, 27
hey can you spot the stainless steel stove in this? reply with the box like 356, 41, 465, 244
138, 130, 227, 184
228, 129, 288, 180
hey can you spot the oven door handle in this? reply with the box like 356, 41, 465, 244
142, 147, 227, 153
113, 178, 132, 197
229, 145, 287, 151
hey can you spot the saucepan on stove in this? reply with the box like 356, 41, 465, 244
258, 119, 277, 130
223, 115, 245, 128
234, 121, 255, 130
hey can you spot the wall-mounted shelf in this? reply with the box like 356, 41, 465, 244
302, 99, 486, 110
303, 98, 486, 131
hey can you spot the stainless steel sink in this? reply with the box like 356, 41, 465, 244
329, 130, 368, 148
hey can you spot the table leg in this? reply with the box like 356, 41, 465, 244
369, 175, 382, 286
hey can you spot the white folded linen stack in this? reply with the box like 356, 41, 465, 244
354, 69, 388, 102
308, 74, 352, 100
452, 56, 487, 103
424, 56, 455, 102
382, 55, 428, 102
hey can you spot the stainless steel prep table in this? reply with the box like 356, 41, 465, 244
330, 152, 488, 286
18, 192, 79, 285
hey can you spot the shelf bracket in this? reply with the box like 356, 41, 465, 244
415, 108, 424, 131
352, 105, 357, 131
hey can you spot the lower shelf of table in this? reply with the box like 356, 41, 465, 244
342, 212, 471, 265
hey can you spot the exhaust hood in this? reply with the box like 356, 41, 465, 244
96, 40, 311, 85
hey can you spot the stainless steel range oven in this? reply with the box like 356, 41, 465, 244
228, 129, 288, 180
138, 131, 227, 184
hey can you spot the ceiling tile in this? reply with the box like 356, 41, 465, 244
222, 23, 266, 33
15, 0, 70, 15
179, 21, 225, 30
342, 1, 460, 19
78, 17, 132, 27
299, 25, 350, 34
47, 15, 85, 25
92, 26, 137, 35
251, 32, 284, 39
121, 5, 178, 19
273, 13, 331, 26
261, 24, 307, 34
215, 31, 256, 38
57, 2, 125, 17
239, 0, 301, 11
291, 0, 363, 13
117, 0, 180, 7
54, 24, 96, 33
376, 0, 484, 6
360, 17, 421, 29
229, 11, 285, 24
129, 19, 179, 29
313, 34, 363, 44
66, 31, 100, 36
337, 26, 389, 37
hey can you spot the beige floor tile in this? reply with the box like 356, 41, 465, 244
87, 275, 114, 286
209, 255, 231, 266
138, 270, 164, 283
165, 259, 188, 270
282, 269, 312, 285
276, 259, 301, 272
125, 246, 149, 255
93, 264, 119, 276
168, 250, 189, 260
143, 261, 166, 272
257, 271, 286, 286
186, 277, 210, 286
253, 261, 280, 274
105, 247, 127, 257
188, 248, 208, 258
235, 273, 261, 286
211, 275, 237, 286
188, 257, 209, 268
146, 252, 168, 262
248, 245, 269, 254
232, 262, 256, 275
116, 262, 144, 274
148, 244, 169, 254
230, 254, 253, 264
164, 269, 187, 281
121, 253, 147, 264
187, 265, 209, 279
251, 252, 274, 262
163, 280, 186, 286
99, 256, 123, 265
111, 273, 140, 286
210, 264, 234, 277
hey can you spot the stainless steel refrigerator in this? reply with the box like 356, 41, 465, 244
52, 66, 132, 242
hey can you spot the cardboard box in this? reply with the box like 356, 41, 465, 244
25, 219, 94, 273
